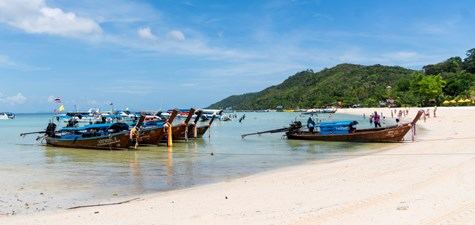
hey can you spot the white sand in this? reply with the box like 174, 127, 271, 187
3, 107, 474, 225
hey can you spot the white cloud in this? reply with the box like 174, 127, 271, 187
0, 0, 102, 38
167, 30, 185, 41
0, 93, 27, 105
114, 33, 254, 60
0, 1, 247, 60
137, 27, 157, 40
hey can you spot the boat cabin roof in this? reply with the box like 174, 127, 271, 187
60, 123, 115, 131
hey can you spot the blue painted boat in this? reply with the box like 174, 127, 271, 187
45, 122, 131, 150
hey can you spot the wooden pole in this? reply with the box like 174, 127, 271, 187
166, 122, 173, 147
193, 124, 197, 138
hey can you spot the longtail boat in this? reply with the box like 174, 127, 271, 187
20, 116, 147, 150
242, 110, 424, 143
301, 108, 337, 115
182, 109, 203, 139
186, 110, 223, 139
162, 108, 196, 141
138, 109, 178, 145
44, 122, 131, 150
288, 110, 423, 142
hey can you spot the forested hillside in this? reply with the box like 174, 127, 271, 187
209, 49, 475, 109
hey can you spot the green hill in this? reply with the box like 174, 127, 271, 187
209, 64, 416, 109
209, 49, 475, 109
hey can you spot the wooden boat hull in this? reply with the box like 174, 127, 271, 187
138, 127, 166, 145
286, 123, 413, 143
185, 125, 210, 139
167, 124, 188, 140
141, 109, 178, 145
180, 109, 221, 140
287, 109, 424, 143
46, 131, 130, 150
162, 108, 196, 141
142, 126, 185, 143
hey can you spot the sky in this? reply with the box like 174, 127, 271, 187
0, 0, 474, 112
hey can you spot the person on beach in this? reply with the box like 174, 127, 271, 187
369, 114, 373, 125
239, 114, 246, 123
373, 111, 381, 128
434, 106, 437, 117
130, 125, 140, 149
307, 117, 316, 133
426, 109, 430, 118
397, 110, 402, 122
391, 110, 394, 118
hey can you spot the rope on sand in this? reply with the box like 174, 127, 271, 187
67, 197, 141, 210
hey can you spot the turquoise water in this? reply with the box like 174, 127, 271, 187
0, 112, 395, 215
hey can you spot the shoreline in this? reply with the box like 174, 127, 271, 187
3, 107, 474, 225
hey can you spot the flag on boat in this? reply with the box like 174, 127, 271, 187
58, 105, 65, 112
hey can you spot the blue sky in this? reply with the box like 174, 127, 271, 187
0, 0, 473, 112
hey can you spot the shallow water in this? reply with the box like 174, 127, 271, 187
0, 112, 396, 215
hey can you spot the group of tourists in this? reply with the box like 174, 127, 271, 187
367, 109, 409, 128
422, 106, 437, 122
365, 106, 438, 127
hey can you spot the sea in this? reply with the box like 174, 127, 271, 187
0, 112, 396, 215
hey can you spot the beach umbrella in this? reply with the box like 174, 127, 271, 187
442, 100, 450, 105
449, 99, 457, 104
463, 99, 471, 103
457, 99, 464, 103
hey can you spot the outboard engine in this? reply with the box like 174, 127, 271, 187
109, 123, 129, 133
288, 121, 302, 133
45, 123, 57, 137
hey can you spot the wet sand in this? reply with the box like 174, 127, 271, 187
3, 107, 474, 225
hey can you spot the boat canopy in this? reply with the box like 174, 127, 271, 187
318, 120, 355, 135
65, 112, 91, 117
60, 123, 117, 132
319, 120, 354, 128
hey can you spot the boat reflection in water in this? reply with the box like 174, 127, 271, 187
41, 138, 210, 195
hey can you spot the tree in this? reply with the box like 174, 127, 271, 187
463, 48, 475, 73
410, 73, 446, 106
423, 57, 463, 75
443, 71, 475, 97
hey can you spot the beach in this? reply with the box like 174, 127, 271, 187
3, 107, 474, 225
